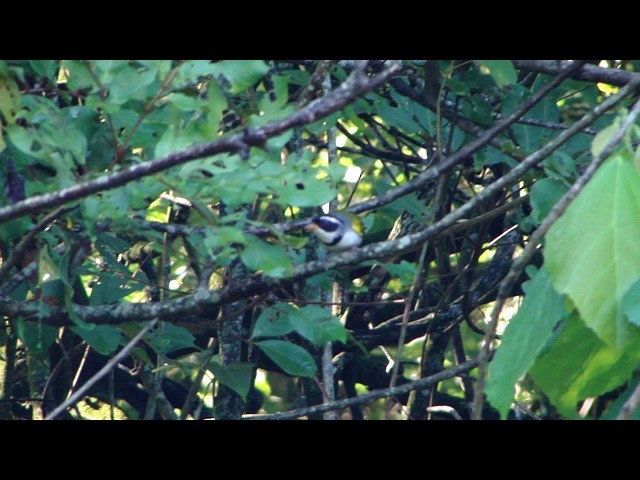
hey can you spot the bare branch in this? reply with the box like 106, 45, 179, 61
512, 60, 640, 87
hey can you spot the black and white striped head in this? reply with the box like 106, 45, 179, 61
304, 213, 363, 251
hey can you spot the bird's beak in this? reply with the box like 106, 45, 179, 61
304, 222, 319, 231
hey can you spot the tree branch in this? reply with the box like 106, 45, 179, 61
44, 319, 159, 420
348, 60, 585, 215
243, 355, 484, 420
512, 60, 640, 87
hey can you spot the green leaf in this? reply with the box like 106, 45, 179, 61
591, 119, 621, 159
155, 121, 210, 159
272, 176, 336, 208
288, 305, 347, 345
545, 155, 640, 349
477, 60, 517, 88
209, 361, 255, 401
146, 323, 197, 355
251, 305, 295, 339
70, 324, 121, 356
255, 340, 317, 377
529, 313, 640, 418
485, 267, 568, 418
15, 318, 59, 355
621, 278, 640, 327
89, 272, 145, 305
530, 178, 569, 223
29, 60, 58, 79
543, 151, 578, 181
240, 237, 292, 279
376, 102, 423, 134
210, 60, 269, 94
0, 74, 20, 125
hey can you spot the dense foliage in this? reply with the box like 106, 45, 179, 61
1, 60, 640, 420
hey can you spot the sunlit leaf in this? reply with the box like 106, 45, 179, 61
545, 155, 640, 349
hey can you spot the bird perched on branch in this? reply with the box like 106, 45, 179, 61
304, 212, 363, 252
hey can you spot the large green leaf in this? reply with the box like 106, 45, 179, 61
240, 237, 292, 279
255, 340, 317, 377
209, 360, 255, 401
70, 324, 121, 356
477, 60, 517, 88
210, 60, 269, 94
545, 155, 640, 349
146, 323, 196, 355
15, 318, 59, 355
529, 313, 640, 418
251, 305, 296, 339
486, 267, 568, 418
288, 305, 347, 345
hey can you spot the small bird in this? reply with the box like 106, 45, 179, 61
304, 212, 363, 252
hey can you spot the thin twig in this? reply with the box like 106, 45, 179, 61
384, 241, 429, 418
323, 72, 340, 420
244, 355, 483, 420
44, 318, 159, 420
471, 81, 640, 420
119, 62, 184, 152
0, 205, 76, 283
348, 60, 586, 216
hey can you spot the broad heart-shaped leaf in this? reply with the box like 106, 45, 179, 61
545, 155, 640, 350
70, 324, 121, 356
529, 313, 640, 419
240, 237, 292, 279
255, 340, 317, 378
486, 267, 569, 419
209, 360, 255, 401
288, 305, 347, 345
